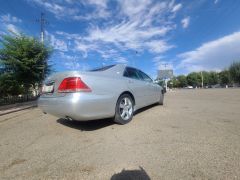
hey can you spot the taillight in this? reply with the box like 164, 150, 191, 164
58, 77, 91, 93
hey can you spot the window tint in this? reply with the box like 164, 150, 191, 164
124, 67, 141, 80
137, 70, 153, 82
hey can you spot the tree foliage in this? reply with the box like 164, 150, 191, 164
187, 72, 201, 87
0, 73, 24, 96
229, 61, 240, 84
219, 70, 230, 85
0, 33, 52, 96
208, 71, 219, 85
168, 61, 240, 88
177, 75, 187, 87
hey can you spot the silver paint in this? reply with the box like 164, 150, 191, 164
38, 64, 163, 121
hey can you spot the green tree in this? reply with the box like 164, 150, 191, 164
201, 71, 210, 86
0, 73, 24, 97
187, 72, 201, 87
172, 77, 180, 88
208, 71, 219, 85
229, 61, 240, 84
0, 33, 52, 96
177, 75, 187, 87
219, 70, 230, 85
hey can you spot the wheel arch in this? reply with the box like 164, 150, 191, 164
118, 91, 135, 105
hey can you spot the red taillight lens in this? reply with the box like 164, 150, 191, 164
58, 77, 91, 93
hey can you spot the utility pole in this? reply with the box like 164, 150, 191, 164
201, 71, 204, 88
158, 62, 170, 90
35, 12, 49, 86
36, 12, 48, 43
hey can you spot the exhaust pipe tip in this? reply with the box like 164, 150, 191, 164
66, 116, 73, 121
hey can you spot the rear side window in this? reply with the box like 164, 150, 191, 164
124, 67, 141, 80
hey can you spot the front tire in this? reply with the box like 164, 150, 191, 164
114, 94, 134, 125
158, 92, 164, 105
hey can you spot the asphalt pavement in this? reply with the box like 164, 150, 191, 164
0, 89, 240, 180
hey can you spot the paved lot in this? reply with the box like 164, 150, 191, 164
0, 89, 240, 180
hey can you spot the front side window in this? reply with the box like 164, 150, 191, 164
137, 70, 153, 82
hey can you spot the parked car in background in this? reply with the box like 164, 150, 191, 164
38, 64, 164, 124
185, 86, 194, 89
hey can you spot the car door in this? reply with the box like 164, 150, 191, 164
137, 70, 158, 104
123, 67, 149, 109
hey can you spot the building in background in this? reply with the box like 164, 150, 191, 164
157, 69, 174, 80
156, 69, 174, 90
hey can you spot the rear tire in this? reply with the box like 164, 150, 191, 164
114, 94, 134, 125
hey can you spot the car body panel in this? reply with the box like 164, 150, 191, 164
38, 64, 163, 121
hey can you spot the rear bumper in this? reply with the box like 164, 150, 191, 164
38, 93, 116, 121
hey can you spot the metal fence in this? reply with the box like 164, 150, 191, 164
0, 94, 39, 106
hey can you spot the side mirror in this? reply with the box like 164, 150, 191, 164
162, 87, 167, 94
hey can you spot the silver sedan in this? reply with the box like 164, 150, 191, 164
38, 64, 164, 124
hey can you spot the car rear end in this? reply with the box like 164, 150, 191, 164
38, 69, 120, 121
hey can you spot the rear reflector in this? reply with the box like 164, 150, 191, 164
58, 77, 91, 93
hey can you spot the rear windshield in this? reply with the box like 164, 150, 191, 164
89, 65, 115, 72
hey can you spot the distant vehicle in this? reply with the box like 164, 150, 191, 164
210, 84, 222, 88
185, 86, 194, 89
38, 64, 164, 124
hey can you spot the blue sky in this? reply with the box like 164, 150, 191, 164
0, 0, 240, 78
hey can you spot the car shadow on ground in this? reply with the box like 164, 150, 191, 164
56, 118, 114, 131
56, 103, 159, 131
134, 103, 158, 115
111, 167, 151, 180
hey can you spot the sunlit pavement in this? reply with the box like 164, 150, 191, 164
0, 89, 240, 179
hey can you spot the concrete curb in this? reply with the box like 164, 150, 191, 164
0, 101, 37, 116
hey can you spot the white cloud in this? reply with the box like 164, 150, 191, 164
0, 14, 22, 35
6, 24, 20, 34
85, 22, 171, 52
171, 3, 182, 13
97, 49, 128, 63
214, 0, 219, 4
118, 0, 152, 18
48, 0, 182, 65
59, 52, 76, 61
0, 14, 22, 23
56, 31, 81, 40
58, 52, 91, 71
145, 40, 174, 53
181, 17, 190, 28
115, 56, 128, 63
30, 0, 79, 19
78, 0, 176, 54
178, 31, 240, 72
46, 31, 68, 52
74, 40, 98, 58
30, 0, 110, 20
73, 0, 110, 20
86, 0, 108, 8
153, 56, 173, 70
